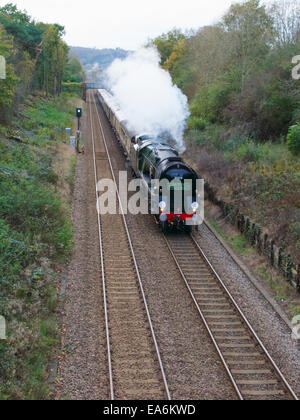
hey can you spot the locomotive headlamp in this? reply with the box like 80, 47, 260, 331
191, 202, 199, 212
159, 201, 167, 211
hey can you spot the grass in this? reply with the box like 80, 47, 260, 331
228, 236, 253, 256
210, 220, 253, 256
0, 93, 77, 400
185, 123, 300, 262
208, 213, 300, 320
289, 304, 300, 319
66, 155, 77, 194
254, 266, 288, 301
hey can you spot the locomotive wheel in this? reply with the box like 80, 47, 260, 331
184, 225, 193, 234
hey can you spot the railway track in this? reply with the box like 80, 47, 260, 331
88, 91, 170, 400
89, 89, 298, 400
164, 232, 298, 400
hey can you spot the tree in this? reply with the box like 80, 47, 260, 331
222, 0, 275, 92
287, 124, 300, 155
40, 24, 68, 95
0, 24, 19, 116
151, 29, 186, 65
63, 54, 84, 83
151, 0, 300, 141
270, 0, 300, 46
0, 3, 43, 57
0, 5, 69, 97
163, 37, 196, 98
189, 25, 229, 87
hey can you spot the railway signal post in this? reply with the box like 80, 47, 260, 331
76, 107, 82, 130
76, 108, 83, 153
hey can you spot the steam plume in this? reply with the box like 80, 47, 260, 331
104, 47, 190, 152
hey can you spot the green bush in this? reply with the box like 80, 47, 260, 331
25, 97, 73, 132
188, 116, 207, 131
223, 138, 264, 163
0, 178, 72, 258
287, 124, 300, 156
0, 219, 32, 293
185, 129, 208, 146
190, 79, 233, 123
62, 82, 83, 96
0, 95, 76, 399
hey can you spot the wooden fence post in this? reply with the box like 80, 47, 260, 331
205, 194, 298, 290
250, 223, 256, 246
256, 225, 261, 249
287, 255, 292, 282
278, 248, 283, 272
296, 265, 300, 292
239, 214, 245, 233
264, 234, 268, 253
270, 240, 275, 267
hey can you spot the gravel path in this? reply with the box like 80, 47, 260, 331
193, 225, 300, 398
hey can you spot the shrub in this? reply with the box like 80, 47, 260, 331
62, 82, 83, 96
224, 139, 262, 163
224, 135, 248, 152
0, 178, 72, 258
0, 93, 77, 400
0, 219, 32, 293
24, 96, 73, 136
190, 79, 233, 123
287, 124, 300, 156
188, 116, 207, 131
185, 129, 208, 146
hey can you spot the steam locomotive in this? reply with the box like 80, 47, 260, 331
97, 89, 200, 232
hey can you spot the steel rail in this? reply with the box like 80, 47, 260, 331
163, 234, 244, 400
190, 233, 299, 401
202, 219, 293, 331
88, 90, 114, 400
92, 92, 171, 401
91, 89, 297, 400
165, 229, 298, 400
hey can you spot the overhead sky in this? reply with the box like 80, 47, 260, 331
4, 0, 273, 50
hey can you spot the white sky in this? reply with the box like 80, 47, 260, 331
2, 0, 274, 50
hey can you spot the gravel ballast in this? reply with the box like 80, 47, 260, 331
56, 94, 299, 400
193, 225, 300, 398
98, 101, 238, 400
56, 105, 108, 400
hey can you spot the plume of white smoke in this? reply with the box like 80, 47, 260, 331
104, 47, 190, 152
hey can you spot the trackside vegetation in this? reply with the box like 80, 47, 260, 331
151, 0, 300, 263
0, 94, 77, 400
0, 3, 84, 122
0, 3, 84, 400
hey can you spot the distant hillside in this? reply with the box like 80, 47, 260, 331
70, 46, 131, 70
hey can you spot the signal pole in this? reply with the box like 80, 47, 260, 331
76, 108, 82, 153
76, 107, 82, 130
